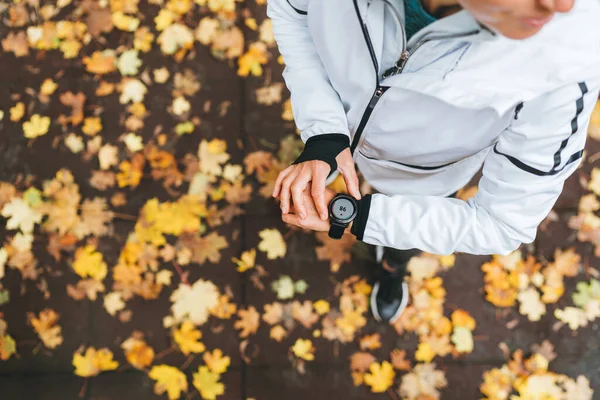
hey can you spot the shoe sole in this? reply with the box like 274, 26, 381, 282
370, 281, 409, 324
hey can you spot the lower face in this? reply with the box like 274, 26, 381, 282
457, 0, 575, 40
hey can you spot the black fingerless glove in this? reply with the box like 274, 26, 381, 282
291, 133, 350, 173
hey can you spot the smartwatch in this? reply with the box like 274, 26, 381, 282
328, 193, 358, 239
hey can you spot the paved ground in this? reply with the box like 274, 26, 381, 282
1, 2, 600, 400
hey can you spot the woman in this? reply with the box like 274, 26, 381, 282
268, 0, 600, 323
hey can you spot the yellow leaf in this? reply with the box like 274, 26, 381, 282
258, 228, 286, 260
82, 116, 102, 136
174, 321, 206, 355
0, 320, 16, 361
313, 300, 330, 315
28, 309, 63, 349
73, 244, 107, 281
149, 365, 188, 400
237, 42, 268, 77
363, 361, 395, 393
73, 347, 118, 377
588, 100, 600, 140
83, 50, 117, 75
231, 248, 256, 272
121, 336, 155, 370
518, 287, 546, 321
112, 11, 140, 32
157, 23, 194, 55
23, 114, 51, 139
450, 309, 476, 331
415, 342, 435, 363
193, 366, 225, 400
439, 254, 455, 268
40, 79, 58, 95
10, 102, 25, 122
203, 349, 230, 374
292, 338, 315, 361
359, 333, 382, 351
270, 325, 286, 342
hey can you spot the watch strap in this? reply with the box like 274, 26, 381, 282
328, 220, 347, 239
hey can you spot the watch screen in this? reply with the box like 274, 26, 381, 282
332, 198, 354, 221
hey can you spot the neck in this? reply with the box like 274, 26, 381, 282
420, 0, 462, 18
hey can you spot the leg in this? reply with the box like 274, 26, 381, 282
371, 190, 458, 323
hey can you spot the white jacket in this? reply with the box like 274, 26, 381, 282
267, 0, 600, 255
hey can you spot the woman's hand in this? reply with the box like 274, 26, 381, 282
281, 184, 353, 234
272, 147, 361, 221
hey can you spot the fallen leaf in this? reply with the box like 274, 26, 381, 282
149, 365, 188, 400
73, 347, 118, 377
173, 321, 206, 355
234, 306, 260, 338
364, 361, 395, 393
258, 228, 286, 260
193, 366, 225, 400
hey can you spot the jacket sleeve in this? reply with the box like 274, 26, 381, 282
266, 0, 351, 144
354, 79, 600, 256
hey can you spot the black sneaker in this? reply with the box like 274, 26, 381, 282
370, 245, 409, 323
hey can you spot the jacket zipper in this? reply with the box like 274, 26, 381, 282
349, 0, 481, 155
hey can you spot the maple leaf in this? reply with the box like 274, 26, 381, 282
173, 321, 206, 355
23, 114, 51, 139
262, 302, 283, 325
399, 363, 448, 400
193, 366, 225, 400
359, 333, 382, 351
415, 342, 435, 363
270, 325, 287, 342
158, 23, 194, 55
73, 347, 119, 377
234, 306, 260, 338
1, 197, 43, 233
120, 78, 147, 104
203, 349, 231, 374
272, 275, 295, 300
292, 338, 315, 361
112, 11, 140, 32
554, 307, 589, 330
518, 287, 546, 321
2, 31, 29, 57
170, 279, 220, 326
237, 42, 268, 77
349, 352, 376, 372
103, 292, 125, 316
451, 309, 476, 330
67, 278, 105, 301
451, 327, 474, 353
28, 309, 63, 349
363, 361, 395, 393
390, 349, 411, 371
117, 49, 142, 76
73, 244, 107, 281
184, 232, 228, 265
313, 299, 330, 315
59, 91, 86, 126
315, 231, 354, 272
83, 50, 117, 74
198, 139, 231, 176
0, 319, 17, 361
292, 300, 319, 329
121, 335, 155, 370
149, 365, 188, 400
231, 248, 256, 272
258, 228, 286, 260
82, 116, 102, 136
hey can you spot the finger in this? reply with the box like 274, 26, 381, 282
291, 168, 311, 220
272, 166, 293, 198
280, 168, 299, 214
311, 163, 330, 220
337, 163, 362, 200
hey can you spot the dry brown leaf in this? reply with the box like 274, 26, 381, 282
349, 352, 376, 372
390, 349, 411, 371
315, 231, 355, 272
234, 306, 260, 338
2, 31, 29, 57
359, 333, 382, 351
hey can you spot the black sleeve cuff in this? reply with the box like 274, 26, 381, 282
350, 193, 372, 241
291, 133, 350, 173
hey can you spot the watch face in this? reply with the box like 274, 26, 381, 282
331, 197, 355, 221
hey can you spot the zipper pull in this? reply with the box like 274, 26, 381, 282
397, 51, 409, 72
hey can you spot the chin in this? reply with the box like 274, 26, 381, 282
497, 25, 544, 40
